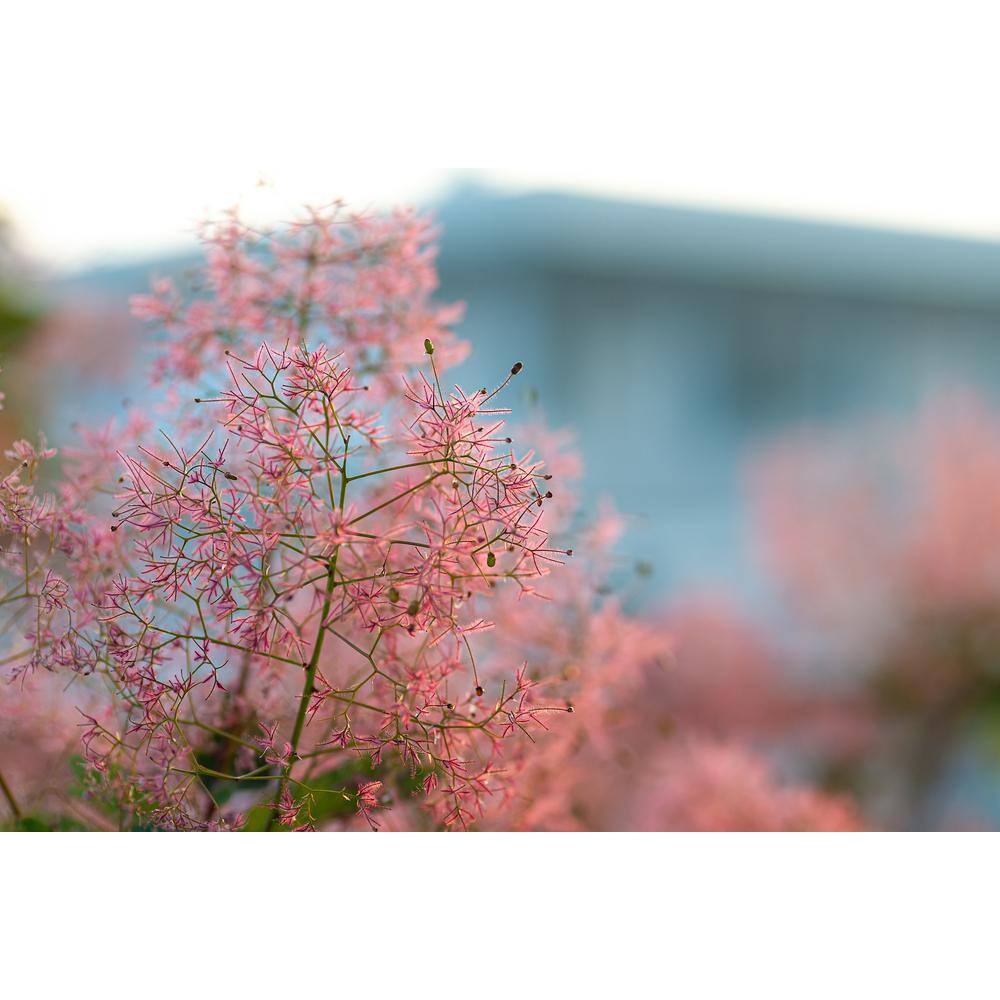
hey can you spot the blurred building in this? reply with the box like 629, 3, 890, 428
435, 185, 1000, 599
54, 184, 1000, 599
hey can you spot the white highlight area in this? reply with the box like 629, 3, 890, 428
3, 2, 1000, 267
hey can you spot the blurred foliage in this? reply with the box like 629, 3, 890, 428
0, 288, 40, 355
3, 813, 90, 832
0, 215, 42, 357
241, 751, 435, 831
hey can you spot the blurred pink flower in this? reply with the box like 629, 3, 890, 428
631, 738, 862, 832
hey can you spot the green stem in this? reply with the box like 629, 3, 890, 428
264, 555, 338, 830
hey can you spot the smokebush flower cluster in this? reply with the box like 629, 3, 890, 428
0, 206, 573, 830
0, 202, 867, 833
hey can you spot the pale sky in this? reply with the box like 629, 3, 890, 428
5, 2, 1000, 269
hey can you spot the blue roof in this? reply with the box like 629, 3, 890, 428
434, 185, 1000, 309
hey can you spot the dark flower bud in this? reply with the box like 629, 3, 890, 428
511, 362, 523, 376
407, 599, 420, 616
475, 685, 484, 697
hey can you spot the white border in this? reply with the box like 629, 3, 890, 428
3, 833, 996, 997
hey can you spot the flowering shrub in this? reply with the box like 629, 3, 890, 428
0, 201, 866, 833
752, 393, 1000, 828
0, 206, 574, 830
627, 738, 862, 832
458, 411, 859, 832
483, 578, 862, 831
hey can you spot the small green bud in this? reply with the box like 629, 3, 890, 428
486, 552, 496, 568
387, 587, 400, 603
424, 338, 434, 356
407, 599, 420, 616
